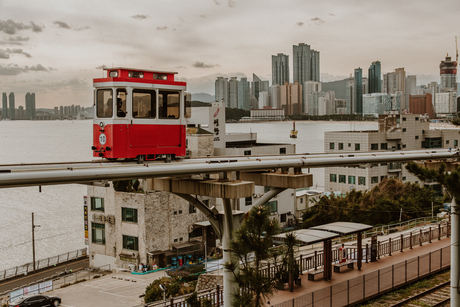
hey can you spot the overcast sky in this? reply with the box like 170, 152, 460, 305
0, 0, 458, 108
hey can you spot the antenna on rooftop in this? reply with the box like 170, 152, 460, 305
456, 36, 458, 62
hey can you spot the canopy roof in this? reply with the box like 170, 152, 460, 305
310, 222, 373, 235
274, 229, 340, 245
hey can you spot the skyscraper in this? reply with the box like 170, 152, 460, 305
405, 75, 416, 112
251, 74, 269, 102
228, 77, 239, 109
440, 55, 457, 92
354, 68, 363, 115
25, 92, 36, 119
368, 61, 381, 93
8, 92, 15, 119
215, 77, 229, 106
238, 77, 250, 110
383, 68, 406, 111
2, 92, 7, 119
272, 53, 289, 86
293, 43, 320, 84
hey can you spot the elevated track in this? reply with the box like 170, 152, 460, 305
0, 149, 456, 188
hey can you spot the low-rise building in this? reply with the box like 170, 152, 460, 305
324, 113, 460, 193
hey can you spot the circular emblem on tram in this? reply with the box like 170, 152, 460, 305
99, 133, 107, 145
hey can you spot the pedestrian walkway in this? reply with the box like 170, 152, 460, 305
268, 237, 451, 305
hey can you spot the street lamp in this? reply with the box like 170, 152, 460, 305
32, 212, 41, 273
159, 284, 166, 306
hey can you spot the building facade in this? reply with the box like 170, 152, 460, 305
368, 61, 381, 94
8, 92, 15, 119
293, 43, 320, 84
272, 53, 289, 86
2, 92, 7, 119
324, 114, 460, 193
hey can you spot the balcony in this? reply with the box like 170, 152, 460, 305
387, 162, 402, 173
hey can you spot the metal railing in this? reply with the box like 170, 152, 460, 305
143, 284, 223, 307
272, 245, 450, 307
0, 247, 87, 282
260, 221, 450, 279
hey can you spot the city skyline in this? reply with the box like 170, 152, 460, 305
0, 0, 459, 108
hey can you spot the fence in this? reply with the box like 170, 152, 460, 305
272, 245, 450, 307
260, 221, 450, 279
144, 284, 223, 307
0, 247, 87, 282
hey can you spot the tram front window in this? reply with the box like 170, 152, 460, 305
159, 91, 180, 119
97, 89, 113, 118
116, 89, 127, 117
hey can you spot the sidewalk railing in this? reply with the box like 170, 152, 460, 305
143, 284, 223, 307
0, 248, 87, 282
271, 245, 450, 307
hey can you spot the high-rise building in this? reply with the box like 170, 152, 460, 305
228, 77, 239, 109
354, 68, 363, 115
272, 53, 289, 86
363, 93, 391, 116
405, 75, 416, 112
238, 77, 250, 110
54, 107, 59, 116
8, 92, 15, 119
280, 82, 302, 115
59, 106, 64, 116
368, 61, 381, 94
270, 85, 281, 109
440, 55, 457, 92
215, 77, 229, 106
293, 43, 320, 84
383, 68, 406, 111
303, 81, 322, 115
251, 74, 269, 102
346, 77, 355, 115
2, 92, 7, 119
258, 91, 269, 109
409, 94, 434, 118
17, 106, 25, 118
25, 92, 36, 119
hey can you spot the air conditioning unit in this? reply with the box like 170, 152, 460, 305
107, 215, 115, 224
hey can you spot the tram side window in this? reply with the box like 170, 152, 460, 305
132, 89, 156, 118
184, 92, 192, 118
97, 89, 113, 118
116, 89, 127, 117
159, 91, 180, 119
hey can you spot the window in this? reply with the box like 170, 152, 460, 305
355, 143, 360, 151
96, 89, 113, 118
339, 143, 344, 150
123, 235, 139, 251
415, 117, 419, 121
339, 175, 346, 183
184, 93, 192, 118
402, 128, 406, 132
415, 136, 419, 140
402, 144, 406, 148
381, 163, 387, 166
446, 140, 450, 145
245, 197, 252, 206
358, 177, 366, 185
402, 177, 406, 180
91, 222, 105, 244
371, 144, 378, 150
244, 150, 251, 156
189, 203, 197, 213
330, 143, 335, 150
371, 177, 378, 184
159, 90, 180, 119
179, 210, 182, 214
122, 208, 138, 223
330, 174, 337, 182
348, 176, 356, 184
267, 201, 277, 213
91, 197, 104, 212
348, 143, 351, 147
280, 148, 286, 154
397, 144, 401, 150
381, 143, 388, 150
300, 198, 304, 203
402, 117, 406, 121
455, 140, 458, 147
133, 89, 156, 118
116, 88, 127, 118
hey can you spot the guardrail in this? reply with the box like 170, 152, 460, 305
0, 247, 87, 282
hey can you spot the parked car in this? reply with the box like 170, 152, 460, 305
9, 294, 61, 307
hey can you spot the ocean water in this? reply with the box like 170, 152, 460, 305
0, 119, 377, 271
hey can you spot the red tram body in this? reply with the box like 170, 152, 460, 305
92, 68, 190, 160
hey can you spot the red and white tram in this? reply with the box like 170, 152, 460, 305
92, 67, 191, 161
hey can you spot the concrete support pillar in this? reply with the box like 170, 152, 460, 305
451, 198, 459, 305
222, 198, 236, 307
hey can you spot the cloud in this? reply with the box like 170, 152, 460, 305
0, 36, 30, 45
132, 15, 148, 20
0, 19, 44, 35
53, 21, 71, 29
74, 26, 91, 31
156, 26, 168, 30
296, 22, 304, 26
192, 61, 220, 68
0, 63, 51, 75
329, 13, 335, 17
0, 48, 32, 59
310, 17, 324, 25
228, 0, 236, 7
213, 0, 220, 5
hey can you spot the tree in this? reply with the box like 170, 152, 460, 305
224, 205, 281, 307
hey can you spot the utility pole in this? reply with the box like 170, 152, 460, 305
32, 212, 40, 273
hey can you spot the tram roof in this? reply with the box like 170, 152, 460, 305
104, 67, 178, 75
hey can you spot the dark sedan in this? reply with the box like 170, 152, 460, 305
9, 294, 61, 307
